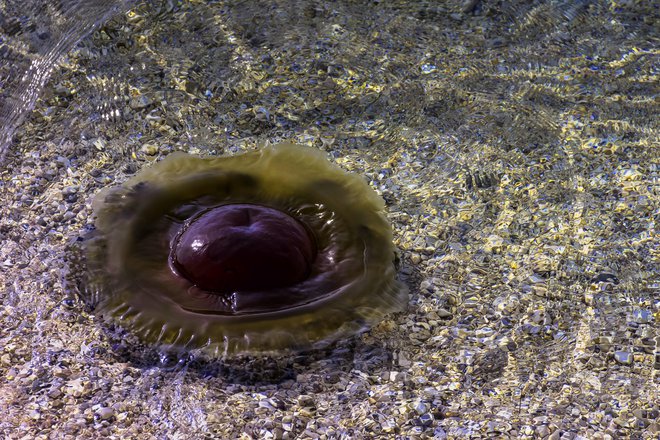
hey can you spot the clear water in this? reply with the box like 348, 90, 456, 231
0, 0, 658, 438
0, 0, 137, 162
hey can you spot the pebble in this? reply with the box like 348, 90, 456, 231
141, 143, 159, 156
461, 0, 480, 13
437, 308, 453, 318
47, 386, 63, 399
129, 95, 152, 110
613, 351, 633, 365
297, 395, 315, 407
65, 378, 86, 397
95, 407, 114, 421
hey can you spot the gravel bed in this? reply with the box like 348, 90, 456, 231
0, 1, 658, 438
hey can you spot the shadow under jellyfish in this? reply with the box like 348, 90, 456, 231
84, 143, 408, 356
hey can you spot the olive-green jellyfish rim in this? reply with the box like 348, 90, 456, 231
84, 143, 408, 356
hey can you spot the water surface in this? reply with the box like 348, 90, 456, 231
0, 1, 658, 438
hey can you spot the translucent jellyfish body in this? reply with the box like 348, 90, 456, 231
84, 143, 407, 356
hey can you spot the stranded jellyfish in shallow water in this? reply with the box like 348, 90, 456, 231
84, 143, 407, 355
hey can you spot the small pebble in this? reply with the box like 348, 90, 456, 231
96, 407, 114, 421
141, 143, 159, 156
613, 351, 633, 365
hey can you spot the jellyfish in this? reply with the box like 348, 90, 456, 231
84, 142, 407, 356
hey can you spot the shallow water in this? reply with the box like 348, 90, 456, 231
0, 0, 658, 438
0, 0, 136, 162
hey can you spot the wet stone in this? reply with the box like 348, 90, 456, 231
140, 143, 159, 156
95, 407, 114, 421
613, 351, 633, 365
